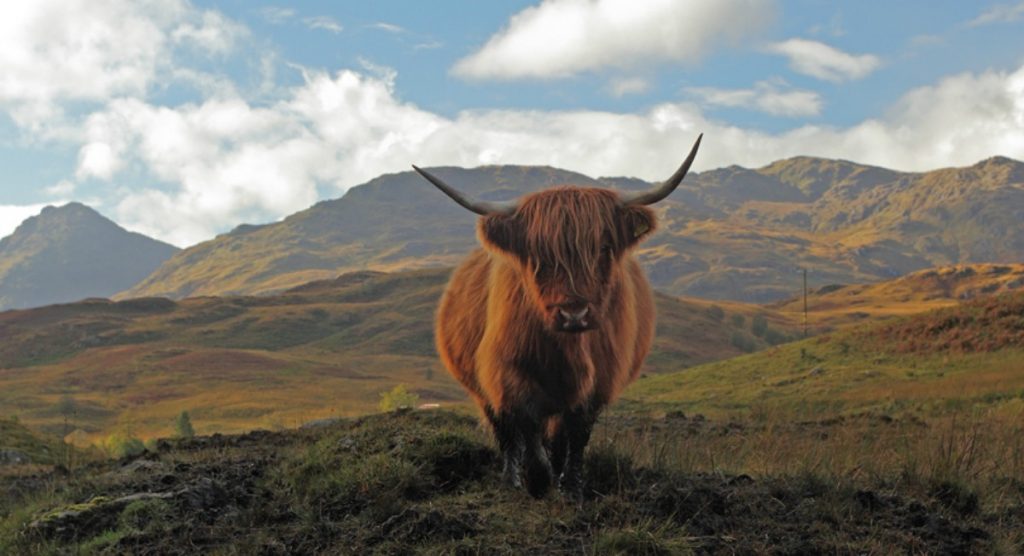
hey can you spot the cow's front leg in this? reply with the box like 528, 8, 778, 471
559, 404, 597, 500
520, 414, 553, 498
486, 407, 524, 489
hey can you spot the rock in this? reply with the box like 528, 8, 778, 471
0, 449, 30, 465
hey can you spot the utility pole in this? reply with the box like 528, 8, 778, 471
802, 268, 808, 338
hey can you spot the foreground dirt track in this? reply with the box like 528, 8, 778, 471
2, 411, 1013, 554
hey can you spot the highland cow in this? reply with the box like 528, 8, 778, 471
413, 134, 702, 498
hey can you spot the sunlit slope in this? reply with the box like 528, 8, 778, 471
122, 156, 1024, 303
771, 263, 1024, 329
0, 269, 798, 439
624, 291, 1024, 418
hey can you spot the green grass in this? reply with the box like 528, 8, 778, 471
625, 291, 1024, 420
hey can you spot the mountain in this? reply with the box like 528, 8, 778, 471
0, 203, 179, 311
120, 156, 1024, 303
0, 268, 799, 439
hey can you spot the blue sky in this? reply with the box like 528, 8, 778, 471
1, 1, 1022, 246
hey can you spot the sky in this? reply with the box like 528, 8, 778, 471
1, 0, 1022, 247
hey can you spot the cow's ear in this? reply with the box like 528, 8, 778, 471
621, 205, 656, 246
479, 213, 524, 257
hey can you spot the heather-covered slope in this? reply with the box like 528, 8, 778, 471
122, 156, 1024, 303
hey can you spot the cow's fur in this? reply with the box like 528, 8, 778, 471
435, 186, 657, 497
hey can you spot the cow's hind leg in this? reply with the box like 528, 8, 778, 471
485, 407, 523, 489
559, 403, 598, 500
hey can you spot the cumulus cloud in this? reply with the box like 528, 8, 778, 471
453, 0, 776, 79
767, 39, 880, 82
969, 2, 1024, 26
65, 61, 1024, 247
686, 80, 823, 117
0, 0, 244, 130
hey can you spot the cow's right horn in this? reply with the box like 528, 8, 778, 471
620, 133, 702, 206
412, 165, 517, 216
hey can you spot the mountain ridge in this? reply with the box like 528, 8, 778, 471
94, 154, 1024, 302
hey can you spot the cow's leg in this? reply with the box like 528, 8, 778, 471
485, 406, 523, 489
546, 416, 568, 480
559, 403, 598, 500
517, 410, 553, 498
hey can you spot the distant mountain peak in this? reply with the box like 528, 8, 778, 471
0, 203, 179, 311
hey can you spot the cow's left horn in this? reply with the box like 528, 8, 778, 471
620, 133, 702, 206
412, 165, 517, 216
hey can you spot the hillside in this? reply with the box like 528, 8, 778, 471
771, 263, 1024, 328
624, 290, 1024, 419
0, 203, 178, 311
121, 155, 1024, 303
0, 268, 799, 440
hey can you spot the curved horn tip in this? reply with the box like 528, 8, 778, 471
620, 132, 703, 206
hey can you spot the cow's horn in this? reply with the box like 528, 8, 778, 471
412, 165, 517, 216
620, 133, 702, 206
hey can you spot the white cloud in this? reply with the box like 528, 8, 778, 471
453, 0, 776, 79
370, 22, 404, 33
172, 10, 248, 54
0, 1, 246, 130
687, 80, 823, 117
0, 203, 50, 239
767, 39, 880, 82
303, 16, 343, 34
44, 180, 76, 198
607, 78, 651, 98
969, 2, 1024, 25
67, 61, 1024, 247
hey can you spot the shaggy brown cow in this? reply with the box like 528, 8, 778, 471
413, 135, 702, 498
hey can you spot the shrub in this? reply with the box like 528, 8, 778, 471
706, 305, 724, 322
379, 384, 419, 412
103, 433, 145, 459
730, 332, 756, 353
751, 315, 768, 337
174, 411, 195, 439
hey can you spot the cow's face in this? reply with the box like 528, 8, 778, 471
479, 188, 655, 334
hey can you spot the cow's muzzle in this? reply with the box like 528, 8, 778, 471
551, 299, 595, 333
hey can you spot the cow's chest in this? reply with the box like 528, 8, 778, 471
512, 333, 597, 412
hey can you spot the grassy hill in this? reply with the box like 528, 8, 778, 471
0, 268, 800, 441
624, 290, 1024, 419
120, 156, 1024, 303
0, 203, 178, 311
